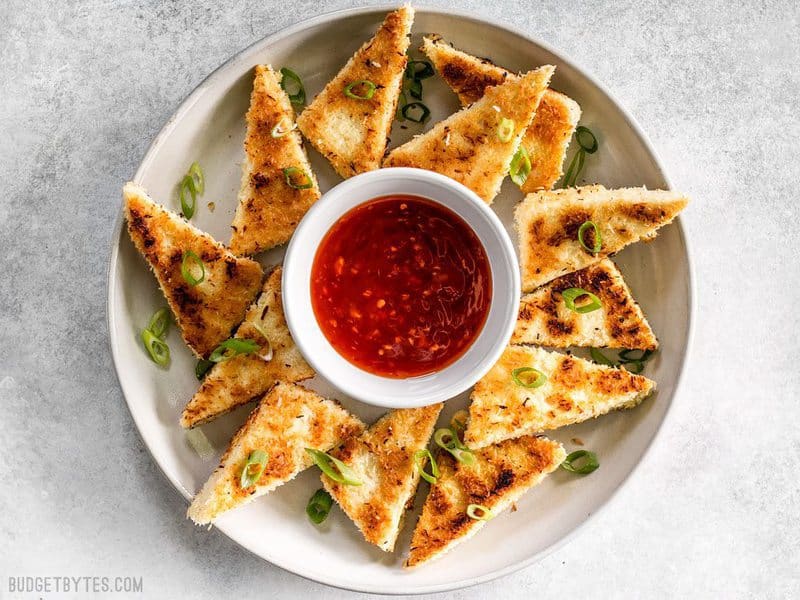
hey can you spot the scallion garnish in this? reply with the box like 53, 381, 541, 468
306, 488, 333, 524
401, 102, 430, 123
577, 220, 602, 254
466, 503, 495, 521
511, 366, 547, 389
141, 328, 170, 367
180, 250, 205, 286
195, 359, 213, 380
408, 78, 423, 100
344, 80, 376, 100
188, 161, 205, 195
589, 348, 654, 373
563, 126, 598, 187
623, 361, 645, 374
240, 449, 269, 489
619, 349, 653, 362
405, 60, 434, 80
562, 287, 602, 314
589, 348, 616, 366
280, 67, 306, 105
497, 117, 515, 143
413, 449, 439, 485
271, 117, 297, 138
396, 90, 408, 121
450, 409, 469, 434
179, 175, 197, 219
305, 448, 363, 485
283, 166, 313, 190
509, 146, 532, 186
208, 338, 260, 363
560, 450, 599, 474
433, 428, 475, 465
147, 307, 170, 339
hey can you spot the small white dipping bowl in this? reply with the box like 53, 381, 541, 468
282, 167, 520, 409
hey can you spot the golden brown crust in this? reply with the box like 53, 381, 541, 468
123, 182, 263, 358
513, 259, 658, 350
405, 436, 565, 567
421, 35, 581, 192
464, 345, 656, 448
230, 65, 321, 256
384, 66, 554, 204
180, 267, 314, 428
187, 383, 365, 524
296, 7, 414, 178
515, 185, 689, 292
321, 404, 443, 551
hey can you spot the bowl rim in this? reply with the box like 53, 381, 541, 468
105, 4, 695, 595
281, 166, 520, 408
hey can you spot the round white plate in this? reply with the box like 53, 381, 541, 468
107, 6, 693, 595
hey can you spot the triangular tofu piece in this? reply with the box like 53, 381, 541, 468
383, 66, 554, 203
321, 403, 443, 552
515, 185, 689, 292
296, 6, 414, 178
230, 65, 321, 256
464, 345, 655, 449
513, 259, 658, 350
405, 435, 565, 567
187, 382, 364, 525
181, 267, 314, 428
123, 182, 263, 358
421, 35, 581, 192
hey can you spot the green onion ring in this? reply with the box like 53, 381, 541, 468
497, 117, 515, 143
619, 349, 653, 362
401, 101, 430, 123
433, 428, 475, 465
141, 329, 170, 367
466, 503, 495, 521
280, 67, 306, 105
180, 250, 205, 286
344, 80, 376, 100
509, 146, 532, 186
561, 450, 599, 474
511, 366, 547, 389
622, 361, 645, 374
575, 126, 598, 154
179, 175, 197, 219
395, 90, 408, 121
405, 60, 435, 80
271, 117, 297, 138
589, 348, 617, 366
188, 161, 205, 195
147, 307, 170, 339
195, 359, 213, 380
577, 220, 602, 254
562, 287, 602, 314
408, 78, 423, 100
283, 166, 313, 190
240, 449, 269, 489
413, 449, 439, 485
305, 448, 363, 486
306, 488, 333, 524
562, 146, 585, 187
450, 409, 469, 434
208, 338, 260, 363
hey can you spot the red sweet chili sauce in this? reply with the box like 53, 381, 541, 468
310, 195, 492, 378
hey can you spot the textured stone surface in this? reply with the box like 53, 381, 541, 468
0, 0, 798, 598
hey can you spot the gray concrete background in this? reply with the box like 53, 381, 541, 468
1, 0, 798, 598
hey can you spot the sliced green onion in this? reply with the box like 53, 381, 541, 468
283, 166, 313, 190
466, 503, 495, 521
147, 307, 170, 339
619, 349, 653, 362
208, 338, 260, 363
562, 146, 585, 187
306, 488, 333, 524
188, 161, 205, 195
433, 428, 475, 465
590, 347, 617, 366
405, 60, 434, 80
180, 250, 205, 286
578, 220, 602, 254
575, 126, 598, 154
271, 117, 297, 138
511, 366, 547, 389
195, 359, 213, 380
408, 78, 423, 100
497, 117, 515, 143
240, 449, 269, 489
401, 101, 430, 123
413, 449, 439, 485
280, 67, 305, 105
395, 90, 408, 121
509, 146, 532, 186
450, 409, 469, 434
141, 328, 170, 367
179, 175, 197, 219
344, 80, 376, 100
622, 361, 645, 374
305, 448, 363, 486
561, 450, 599, 474
562, 287, 602, 314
